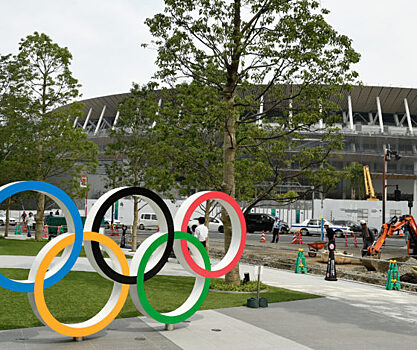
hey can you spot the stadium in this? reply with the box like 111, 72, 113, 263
75, 85, 417, 220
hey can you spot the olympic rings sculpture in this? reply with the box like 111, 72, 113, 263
0, 181, 246, 337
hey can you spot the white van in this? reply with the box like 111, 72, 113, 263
138, 213, 158, 230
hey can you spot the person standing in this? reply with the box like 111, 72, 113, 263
194, 217, 208, 248
324, 222, 335, 248
26, 212, 35, 238
271, 215, 281, 243
360, 219, 375, 256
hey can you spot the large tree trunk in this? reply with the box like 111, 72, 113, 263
131, 195, 139, 252
4, 197, 11, 237
35, 193, 45, 240
222, 93, 240, 285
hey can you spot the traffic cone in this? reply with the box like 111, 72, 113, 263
353, 234, 359, 248
15, 223, 22, 235
43, 224, 49, 239
297, 231, 303, 244
386, 260, 401, 290
291, 232, 297, 244
260, 232, 266, 243
295, 249, 307, 274
344, 233, 348, 247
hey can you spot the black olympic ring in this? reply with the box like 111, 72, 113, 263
90, 187, 174, 283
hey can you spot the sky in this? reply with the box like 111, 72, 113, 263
0, 0, 416, 100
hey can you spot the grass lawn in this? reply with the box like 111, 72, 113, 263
0, 268, 320, 330
0, 238, 118, 258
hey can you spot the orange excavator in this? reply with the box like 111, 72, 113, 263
367, 215, 417, 258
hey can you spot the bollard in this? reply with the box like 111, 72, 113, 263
344, 233, 348, 247
325, 241, 337, 281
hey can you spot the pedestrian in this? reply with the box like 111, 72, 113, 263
21, 210, 27, 223
271, 215, 281, 243
194, 217, 208, 248
120, 225, 128, 248
324, 222, 335, 248
26, 212, 35, 238
360, 219, 375, 256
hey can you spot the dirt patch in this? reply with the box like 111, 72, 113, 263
208, 240, 417, 292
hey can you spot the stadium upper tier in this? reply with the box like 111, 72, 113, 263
75, 86, 417, 139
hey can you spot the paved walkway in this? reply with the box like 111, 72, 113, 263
1, 254, 417, 349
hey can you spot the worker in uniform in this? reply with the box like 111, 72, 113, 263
360, 219, 375, 256
324, 222, 335, 248
271, 215, 281, 243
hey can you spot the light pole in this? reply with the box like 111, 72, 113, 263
382, 147, 401, 225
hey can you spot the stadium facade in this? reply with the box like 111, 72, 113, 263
75, 85, 417, 217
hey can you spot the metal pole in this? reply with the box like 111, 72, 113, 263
85, 175, 88, 217
382, 149, 386, 225
257, 265, 261, 300
311, 188, 315, 219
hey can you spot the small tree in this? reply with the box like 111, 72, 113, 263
344, 162, 365, 200
107, 84, 158, 251
14, 32, 98, 240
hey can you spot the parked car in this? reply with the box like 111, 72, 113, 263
244, 213, 275, 233
188, 217, 224, 233
290, 219, 353, 237
332, 219, 361, 233
0, 216, 17, 226
138, 213, 158, 230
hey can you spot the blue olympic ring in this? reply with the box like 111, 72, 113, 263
0, 181, 83, 293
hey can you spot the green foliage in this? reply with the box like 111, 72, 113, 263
344, 161, 365, 200
210, 278, 268, 292
141, 0, 360, 210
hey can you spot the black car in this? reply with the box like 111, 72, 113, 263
332, 219, 361, 233
244, 213, 289, 234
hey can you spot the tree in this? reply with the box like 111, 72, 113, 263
144, 0, 360, 284
106, 84, 159, 251
0, 54, 33, 236
13, 32, 98, 240
344, 162, 365, 200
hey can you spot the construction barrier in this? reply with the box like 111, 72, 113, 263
260, 232, 266, 243
291, 231, 303, 244
297, 231, 303, 244
295, 249, 307, 274
386, 260, 401, 290
291, 232, 297, 244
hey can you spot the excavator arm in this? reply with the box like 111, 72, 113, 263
368, 215, 417, 256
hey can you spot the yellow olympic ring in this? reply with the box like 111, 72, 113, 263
29, 232, 129, 337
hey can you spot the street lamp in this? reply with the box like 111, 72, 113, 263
382, 147, 401, 225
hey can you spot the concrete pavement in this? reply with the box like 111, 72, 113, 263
1, 254, 417, 348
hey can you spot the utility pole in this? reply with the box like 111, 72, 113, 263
382, 146, 401, 225
382, 148, 387, 225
